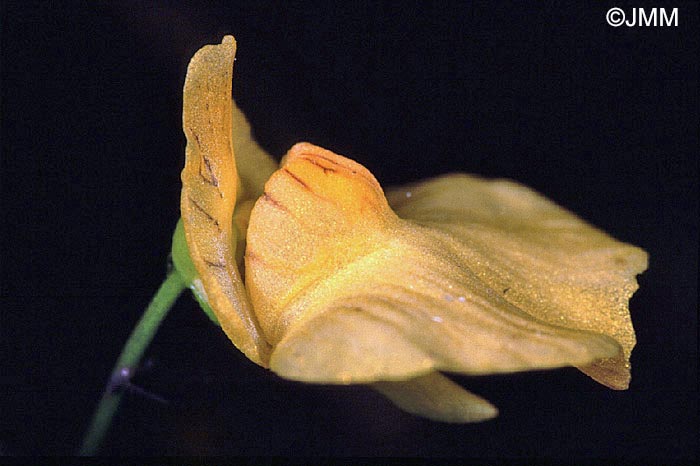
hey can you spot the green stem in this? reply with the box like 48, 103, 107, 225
78, 271, 186, 456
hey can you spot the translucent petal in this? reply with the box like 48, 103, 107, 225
386, 174, 648, 388
373, 372, 498, 423
231, 101, 278, 203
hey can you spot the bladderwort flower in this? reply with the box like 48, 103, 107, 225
80, 36, 647, 455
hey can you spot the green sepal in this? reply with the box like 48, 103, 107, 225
171, 218, 221, 326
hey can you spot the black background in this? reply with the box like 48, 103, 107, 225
2, 1, 697, 460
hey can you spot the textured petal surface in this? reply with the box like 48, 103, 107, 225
245, 142, 396, 346
180, 36, 269, 365
246, 144, 628, 385
386, 174, 648, 388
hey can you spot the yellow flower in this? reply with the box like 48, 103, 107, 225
173, 36, 648, 423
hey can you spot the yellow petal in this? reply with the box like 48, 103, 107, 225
180, 36, 269, 365
231, 101, 278, 202
386, 174, 648, 389
245, 142, 397, 346
246, 144, 627, 384
230, 101, 279, 268
373, 372, 498, 423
